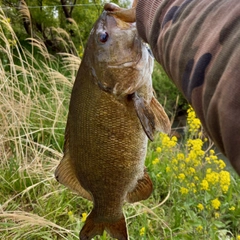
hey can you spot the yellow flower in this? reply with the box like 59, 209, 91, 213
179, 163, 186, 170
180, 187, 189, 195
194, 176, 199, 181
178, 173, 186, 181
187, 139, 205, 166
237, 235, 240, 240
187, 107, 201, 133
229, 206, 235, 211
210, 155, 218, 161
210, 149, 215, 155
160, 134, 177, 148
156, 147, 162, 153
139, 227, 145, 236
205, 171, 219, 185
172, 158, 178, 165
177, 153, 185, 160
68, 211, 74, 221
197, 203, 204, 211
205, 157, 211, 163
214, 212, 220, 219
79, 45, 84, 58
152, 158, 160, 165
68, 211, 73, 216
81, 212, 87, 222
188, 167, 196, 175
218, 159, 226, 169
219, 170, 231, 193
206, 168, 212, 173
166, 166, 171, 173
211, 198, 221, 210
200, 179, 209, 190
196, 225, 203, 232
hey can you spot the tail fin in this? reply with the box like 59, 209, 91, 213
80, 211, 128, 240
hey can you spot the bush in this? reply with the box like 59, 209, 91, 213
141, 106, 240, 239
152, 62, 188, 118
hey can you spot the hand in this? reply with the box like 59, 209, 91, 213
132, 0, 138, 8
104, 0, 138, 23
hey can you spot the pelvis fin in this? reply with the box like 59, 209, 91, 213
55, 123, 92, 201
131, 92, 171, 141
126, 168, 153, 203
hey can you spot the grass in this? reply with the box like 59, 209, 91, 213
1, 9, 240, 240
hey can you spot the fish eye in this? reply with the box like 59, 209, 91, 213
98, 32, 109, 43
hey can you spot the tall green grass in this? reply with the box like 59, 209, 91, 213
1, 8, 240, 240
0, 9, 82, 239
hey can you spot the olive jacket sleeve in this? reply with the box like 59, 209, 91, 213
136, 0, 240, 174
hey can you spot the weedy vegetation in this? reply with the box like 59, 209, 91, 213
1, 9, 240, 240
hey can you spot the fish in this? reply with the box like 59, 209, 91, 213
55, 2, 171, 240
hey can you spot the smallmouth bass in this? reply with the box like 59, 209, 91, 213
55, 3, 170, 240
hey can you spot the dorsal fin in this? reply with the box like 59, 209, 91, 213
55, 122, 92, 201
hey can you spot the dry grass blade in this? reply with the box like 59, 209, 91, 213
18, 0, 33, 37
58, 52, 81, 83
49, 27, 79, 55
0, 7, 79, 239
0, 211, 77, 239
26, 37, 53, 60
19, 0, 31, 22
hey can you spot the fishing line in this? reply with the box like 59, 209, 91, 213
0, 4, 101, 10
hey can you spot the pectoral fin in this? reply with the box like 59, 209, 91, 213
150, 95, 171, 134
126, 168, 153, 203
131, 92, 156, 141
131, 92, 171, 141
55, 123, 92, 201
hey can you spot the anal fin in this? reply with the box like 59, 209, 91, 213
126, 168, 153, 203
55, 152, 92, 201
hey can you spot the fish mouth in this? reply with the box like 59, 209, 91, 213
108, 60, 138, 68
107, 50, 143, 69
